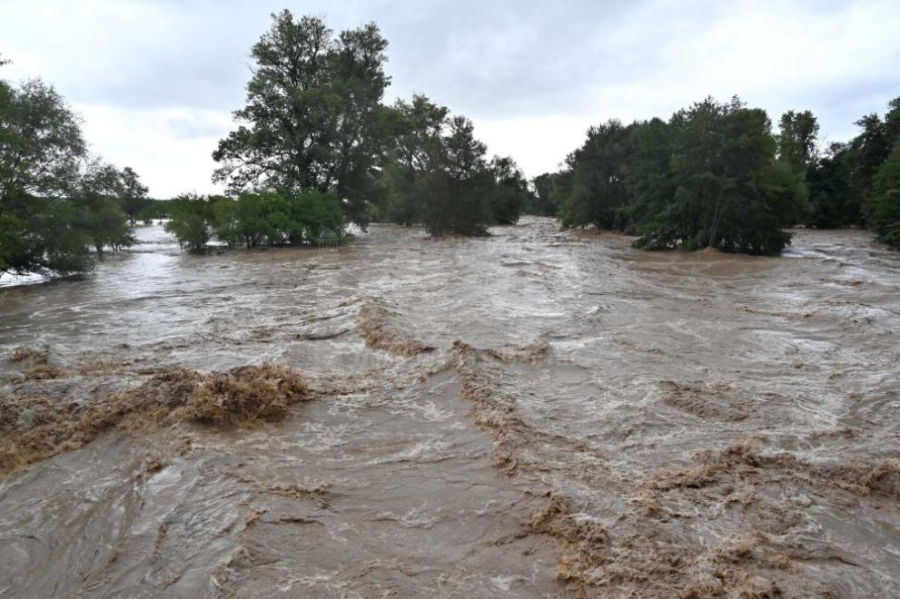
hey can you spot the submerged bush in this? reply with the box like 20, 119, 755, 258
165, 190, 347, 251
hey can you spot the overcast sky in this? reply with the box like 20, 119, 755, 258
1, 0, 898, 198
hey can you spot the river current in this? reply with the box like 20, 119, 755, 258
0, 218, 897, 598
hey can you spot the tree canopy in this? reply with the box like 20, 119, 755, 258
552, 97, 807, 255
212, 11, 390, 227
1, 69, 139, 276
213, 14, 529, 239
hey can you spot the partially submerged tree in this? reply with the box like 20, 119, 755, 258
72, 157, 135, 255
1, 75, 133, 276
866, 142, 900, 249
168, 189, 345, 252
551, 97, 808, 255
559, 119, 634, 230
165, 193, 213, 252
528, 172, 562, 216
119, 166, 149, 226
424, 116, 493, 236
630, 97, 807, 254
212, 11, 390, 228
486, 155, 530, 225
378, 95, 449, 226
777, 110, 819, 173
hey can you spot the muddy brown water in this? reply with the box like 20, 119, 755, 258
0, 218, 898, 598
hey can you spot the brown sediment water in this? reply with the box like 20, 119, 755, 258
0, 218, 898, 597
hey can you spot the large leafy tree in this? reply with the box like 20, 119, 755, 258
865, 142, 900, 249
0, 78, 84, 204
212, 11, 390, 227
424, 116, 493, 236
377, 98, 501, 235
378, 94, 449, 225
777, 110, 819, 173
806, 142, 855, 228
119, 166, 149, 226
1, 77, 91, 275
629, 96, 807, 255
1, 63, 135, 276
559, 119, 635, 230
486, 155, 530, 225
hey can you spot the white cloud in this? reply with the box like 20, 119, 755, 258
74, 104, 230, 197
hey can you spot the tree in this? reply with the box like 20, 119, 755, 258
629, 97, 806, 255
0, 77, 96, 275
119, 166, 149, 226
165, 193, 213, 252
803, 99, 900, 229
865, 142, 900, 249
559, 119, 634, 230
424, 116, 493, 236
805, 142, 856, 228
486, 155, 529, 225
777, 110, 819, 173
529, 173, 561, 216
71, 157, 135, 255
379, 95, 449, 225
212, 11, 389, 227
846, 112, 890, 225
0, 79, 84, 204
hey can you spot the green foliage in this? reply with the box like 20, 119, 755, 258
212, 11, 389, 227
486, 156, 530, 225
1, 76, 134, 276
290, 189, 344, 244
71, 158, 136, 255
527, 173, 558, 216
845, 111, 892, 225
559, 119, 634, 230
2, 197, 94, 275
629, 97, 806, 255
165, 193, 213, 252
137, 198, 173, 223
0, 79, 85, 200
777, 110, 819, 173
168, 190, 345, 252
424, 116, 492, 236
375, 97, 512, 236
803, 97, 900, 228
119, 166, 149, 226
805, 143, 855, 228
539, 97, 810, 255
212, 14, 525, 239
377, 95, 449, 226
866, 143, 900, 249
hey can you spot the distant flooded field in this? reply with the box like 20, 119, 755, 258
1, 218, 898, 598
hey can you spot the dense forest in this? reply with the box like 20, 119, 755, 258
2, 10, 900, 279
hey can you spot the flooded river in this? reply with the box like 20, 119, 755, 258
0, 218, 898, 598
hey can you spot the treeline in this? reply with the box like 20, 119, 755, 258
3, 11, 537, 276
536, 95, 900, 253
0, 56, 154, 276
